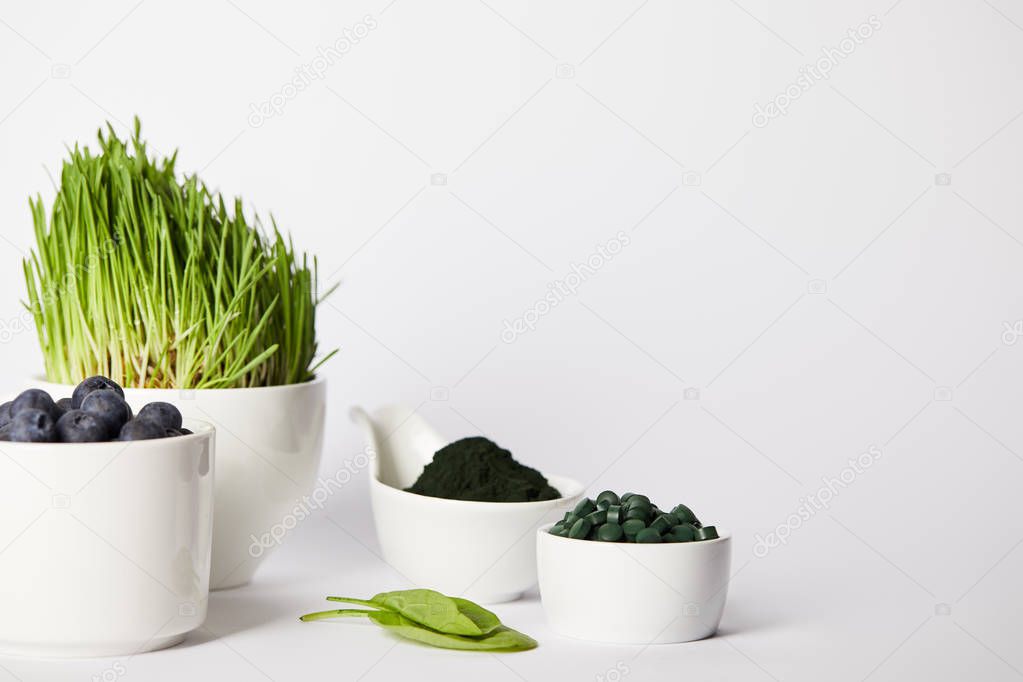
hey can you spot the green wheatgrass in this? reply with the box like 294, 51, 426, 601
23, 119, 337, 389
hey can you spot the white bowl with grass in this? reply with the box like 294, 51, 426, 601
0, 421, 214, 657
33, 377, 327, 590
22, 123, 334, 589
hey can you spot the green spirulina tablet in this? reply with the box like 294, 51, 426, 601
667, 523, 696, 542
597, 523, 624, 542
650, 514, 674, 534
569, 518, 592, 539
635, 528, 663, 543
585, 509, 607, 525
606, 504, 622, 524
574, 498, 596, 517
694, 525, 719, 541
620, 492, 635, 503
563, 512, 580, 526
627, 503, 652, 519
550, 522, 565, 533
671, 503, 700, 527
622, 518, 646, 537
624, 506, 649, 522
627, 494, 651, 507
595, 491, 620, 509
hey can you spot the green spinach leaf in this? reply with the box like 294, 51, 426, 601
327, 589, 500, 636
450, 596, 502, 635
366, 611, 537, 652
300, 589, 536, 652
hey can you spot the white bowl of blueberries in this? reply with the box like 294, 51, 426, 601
0, 376, 215, 657
1, 376, 192, 442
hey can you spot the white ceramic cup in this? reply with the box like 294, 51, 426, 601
0, 422, 214, 657
32, 377, 326, 589
537, 524, 732, 644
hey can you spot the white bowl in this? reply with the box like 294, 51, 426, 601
537, 523, 732, 644
0, 422, 214, 657
32, 377, 326, 589
356, 405, 584, 603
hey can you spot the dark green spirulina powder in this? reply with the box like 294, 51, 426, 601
405, 437, 560, 502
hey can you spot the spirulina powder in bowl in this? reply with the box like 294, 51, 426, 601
405, 437, 560, 502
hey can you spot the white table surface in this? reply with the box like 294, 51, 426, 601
2, 477, 1017, 682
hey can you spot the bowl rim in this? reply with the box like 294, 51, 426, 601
30, 374, 326, 393
537, 521, 732, 547
370, 472, 585, 509
0, 419, 214, 450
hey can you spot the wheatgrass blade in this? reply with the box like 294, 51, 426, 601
23, 119, 335, 389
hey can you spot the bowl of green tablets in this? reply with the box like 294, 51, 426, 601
536, 491, 731, 644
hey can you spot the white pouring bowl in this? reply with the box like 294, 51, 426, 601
537, 523, 732, 644
353, 405, 584, 604
0, 421, 215, 657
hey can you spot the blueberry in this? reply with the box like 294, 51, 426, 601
80, 389, 131, 433
0, 423, 11, 441
11, 389, 59, 420
136, 402, 182, 430
56, 409, 111, 442
8, 408, 57, 442
0, 401, 12, 428
71, 376, 124, 409
55, 398, 73, 416
118, 418, 168, 441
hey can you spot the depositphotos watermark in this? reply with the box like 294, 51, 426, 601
0, 238, 118, 344
595, 662, 630, 682
752, 444, 882, 558
90, 661, 126, 682
248, 445, 376, 557
248, 15, 378, 128
1002, 319, 1023, 346
501, 230, 631, 343
752, 15, 881, 128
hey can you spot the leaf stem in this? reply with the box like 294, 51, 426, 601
325, 597, 387, 610
298, 608, 376, 622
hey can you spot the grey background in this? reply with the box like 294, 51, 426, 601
1, 0, 1021, 680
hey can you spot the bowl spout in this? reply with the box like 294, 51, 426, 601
350, 405, 447, 488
